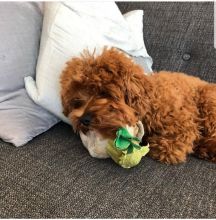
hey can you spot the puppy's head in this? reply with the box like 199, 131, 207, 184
60, 48, 151, 143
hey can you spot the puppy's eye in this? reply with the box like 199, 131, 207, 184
99, 91, 109, 98
71, 100, 84, 109
135, 111, 140, 117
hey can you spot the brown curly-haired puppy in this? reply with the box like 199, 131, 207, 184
60, 48, 216, 164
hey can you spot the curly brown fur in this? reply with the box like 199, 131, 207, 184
60, 48, 216, 164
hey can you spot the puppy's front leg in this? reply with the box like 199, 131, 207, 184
147, 136, 194, 164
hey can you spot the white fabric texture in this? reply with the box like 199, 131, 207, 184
25, 2, 153, 124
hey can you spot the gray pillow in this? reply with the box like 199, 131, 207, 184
0, 2, 59, 147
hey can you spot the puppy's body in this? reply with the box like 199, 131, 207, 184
60, 48, 216, 164
140, 72, 214, 164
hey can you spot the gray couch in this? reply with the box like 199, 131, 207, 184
0, 2, 215, 218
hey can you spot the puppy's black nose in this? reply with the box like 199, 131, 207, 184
80, 113, 92, 126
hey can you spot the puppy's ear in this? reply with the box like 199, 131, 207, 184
61, 94, 71, 116
60, 58, 86, 116
60, 50, 94, 116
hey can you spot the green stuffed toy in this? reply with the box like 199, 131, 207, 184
106, 127, 149, 168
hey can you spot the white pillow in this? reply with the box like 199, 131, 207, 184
24, 2, 153, 124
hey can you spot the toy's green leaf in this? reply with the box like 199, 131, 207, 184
127, 145, 134, 154
115, 127, 143, 152
115, 137, 130, 150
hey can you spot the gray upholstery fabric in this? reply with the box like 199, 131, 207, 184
0, 2, 216, 218
0, 122, 216, 218
117, 2, 216, 83
0, 2, 59, 146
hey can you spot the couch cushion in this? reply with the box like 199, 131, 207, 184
117, 2, 216, 82
0, 122, 215, 218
